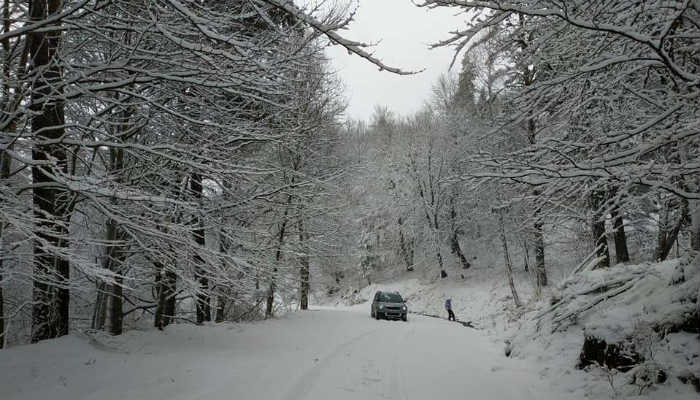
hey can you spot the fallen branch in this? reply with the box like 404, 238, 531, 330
568, 245, 605, 278
408, 310, 478, 329
575, 276, 641, 297
551, 277, 643, 332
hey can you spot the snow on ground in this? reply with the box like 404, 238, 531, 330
0, 308, 581, 400
1, 261, 696, 400
328, 260, 699, 399
513, 259, 700, 400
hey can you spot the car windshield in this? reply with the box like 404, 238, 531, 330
380, 293, 403, 303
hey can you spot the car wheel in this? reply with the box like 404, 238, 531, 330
402, 314, 407, 322
371, 309, 375, 318
376, 312, 382, 320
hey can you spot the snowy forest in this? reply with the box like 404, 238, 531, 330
1, 1, 699, 399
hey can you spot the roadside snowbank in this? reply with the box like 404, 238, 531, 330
516, 258, 699, 399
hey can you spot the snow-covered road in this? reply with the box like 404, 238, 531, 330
0, 308, 580, 400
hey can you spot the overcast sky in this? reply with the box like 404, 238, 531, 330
326, 1, 466, 122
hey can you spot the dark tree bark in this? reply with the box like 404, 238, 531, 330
107, 146, 128, 335
93, 216, 128, 335
0, 259, 3, 348
215, 299, 226, 323
523, 45, 547, 285
610, 205, 630, 263
163, 270, 177, 325
190, 173, 210, 324
154, 263, 164, 329
522, 240, 530, 272
655, 198, 688, 262
215, 230, 229, 323
298, 216, 309, 311
29, 0, 70, 343
522, 21, 547, 286
449, 196, 470, 270
154, 260, 177, 330
450, 234, 470, 269
450, 234, 469, 268
590, 190, 610, 268
267, 195, 291, 318
437, 246, 446, 278
692, 201, 700, 252
397, 217, 414, 271
110, 273, 124, 335
92, 282, 107, 330
0, 127, 10, 349
108, 227, 128, 336
591, 219, 610, 268
433, 214, 446, 278
533, 220, 547, 287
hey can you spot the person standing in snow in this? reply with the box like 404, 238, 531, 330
445, 298, 455, 321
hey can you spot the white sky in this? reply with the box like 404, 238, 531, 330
326, 0, 466, 122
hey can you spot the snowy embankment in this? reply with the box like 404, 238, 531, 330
0, 309, 579, 400
330, 259, 699, 399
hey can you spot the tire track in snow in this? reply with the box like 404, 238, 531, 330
282, 327, 379, 400
390, 320, 414, 400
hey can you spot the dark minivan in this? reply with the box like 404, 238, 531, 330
371, 291, 408, 321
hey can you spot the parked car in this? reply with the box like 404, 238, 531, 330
371, 290, 408, 321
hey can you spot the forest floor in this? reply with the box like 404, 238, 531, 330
0, 308, 580, 400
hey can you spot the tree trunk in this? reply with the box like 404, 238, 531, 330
437, 245, 446, 278
93, 218, 120, 333
298, 216, 310, 311
610, 205, 630, 263
522, 240, 530, 272
267, 198, 291, 318
0, 221, 4, 349
215, 230, 228, 323
104, 144, 129, 335
397, 217, 414, 271
163, 270, 177, 325
108, 221, 128, 336
449, 196, 470, 270
190, 173, 210, 324
655, 198, 687, 262
450, 234, 470, 269
691, 200, 699, 252
92, 282, 107, 330
266, 277, 275, 318
153, 248, 165, 329
109, 275, 123, 335
93, 223, 126, 334
215, 299, 225, 323
0, 264, 3, 348
590, 191, 610, 268
154, 261, 177, 330
526, 79, 547, 284
0, 127, 11, 350
29, 0, 70, 343
497, 209, 521, 307
433, 215, 446, 278
533, 220, 547, 287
